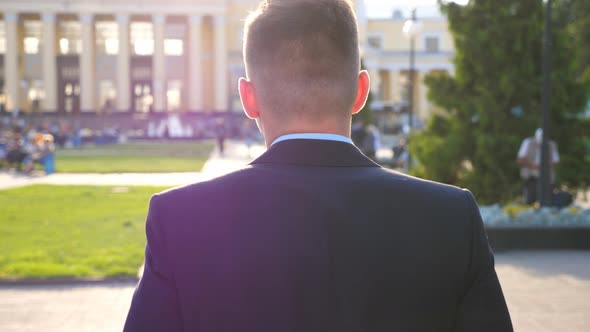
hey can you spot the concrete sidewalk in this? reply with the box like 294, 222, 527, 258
1, 251, 588, 332
201, 140, 266, 177
0, 171, 208, 190
0, 140, 266, 190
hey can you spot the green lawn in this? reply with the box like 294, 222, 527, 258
54, 141, 214, 173
0, 185, 166, 279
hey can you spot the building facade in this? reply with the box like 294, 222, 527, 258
362, 7, 454, 124
0, 0, 454, 121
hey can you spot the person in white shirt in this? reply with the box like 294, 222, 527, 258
517, 128, 560, 204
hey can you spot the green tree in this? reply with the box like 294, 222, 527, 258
411, 0, 589, 204
557, 0, 590, 78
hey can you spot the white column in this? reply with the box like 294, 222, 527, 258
153, 14, 166, 112
41, 13, 57, 112
368, 68, 381, 99
80, 14, 95, 112
390, 70, 401, 103
213, 15, 228, 111
418, 71, 430, 120
188, 15, 202, 111
116, 14, 130, 111
5, 13, 19, 112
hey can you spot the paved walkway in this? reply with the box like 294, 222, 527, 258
0, 140, 266, 190
0, 171, 210, 190
2, 141, 589, 208
496, 251, 590, 332
0, 281, 137, 332
200, 140, 266, 177
0, 251, 588, 332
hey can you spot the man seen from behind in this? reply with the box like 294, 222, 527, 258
124, 1, 513, 331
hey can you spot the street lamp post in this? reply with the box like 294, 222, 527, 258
539, 0, 553, 207
403, 8, 419, 170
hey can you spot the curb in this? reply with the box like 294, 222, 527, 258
0, 276, 139, 287
0, 263, 144, 287
487, 226, 590, 251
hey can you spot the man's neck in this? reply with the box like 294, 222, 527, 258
261, 118, 352, 148
265, 129, 351, 147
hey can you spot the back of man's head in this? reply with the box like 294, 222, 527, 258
243, 0, 360, 118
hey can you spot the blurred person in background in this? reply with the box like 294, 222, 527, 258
517, 128, 560, 205
392, 137, 409, 169
215, 118, 227, 157
0, 130, 7, 169
365, 123, 380, 160
242, 119, 260, 158
351, 118, 365, 146
351, 118, 377, 160
27, 134, 56, 173
6, 131, 28, 172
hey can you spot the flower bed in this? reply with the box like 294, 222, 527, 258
480, 204, 590, 227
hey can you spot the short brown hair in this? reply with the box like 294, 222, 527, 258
243, 0, 360, 116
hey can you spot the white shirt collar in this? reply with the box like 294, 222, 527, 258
271, 133, 354, 146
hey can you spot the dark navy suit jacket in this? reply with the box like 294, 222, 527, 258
124, 139, 513, 332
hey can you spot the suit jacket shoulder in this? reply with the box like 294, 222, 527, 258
124, 140, 512, 332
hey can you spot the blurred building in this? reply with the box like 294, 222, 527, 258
359, 5, 454, 127
0, 0, 454, 121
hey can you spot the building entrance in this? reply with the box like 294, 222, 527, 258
0, 79, 5, 114
57, 55, 80, 113
62, 81, 80, 113
130, 56, 153, 113
132, 82, 153, 113
0, 56, 5, 113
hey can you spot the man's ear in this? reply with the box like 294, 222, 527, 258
352, 70, 370, 115
239, 78, 260, 119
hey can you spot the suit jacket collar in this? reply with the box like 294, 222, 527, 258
250, 139, 380, 168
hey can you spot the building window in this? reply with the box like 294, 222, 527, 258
63, 82, 81, 113
105, 38, 119, 55
0, 21, 6, 54
133, 83, 153, 113
98, 80, 116, 112
164, 23, 185, 56
27, 80, 45, 112
59, 38, 69, 54
24, 20, 42, 54
59, 21, 82, 55
24, 37, 39, 54
424, 36, 440, 53
164, 39, 183, 56
96, 21, 119, 55
368, 35, 383, 49
166, 80, 182, 112
131, 22, 154, 56
134, 39, 154, 56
